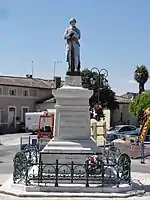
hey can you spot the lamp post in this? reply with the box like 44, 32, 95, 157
89, 67, 108, 149
53, 61, 62, 78
89, 67, 108, 104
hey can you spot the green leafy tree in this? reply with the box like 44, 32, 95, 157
134, 65, 149, 94
81, 68, 118, 110
129, 92, 150, 120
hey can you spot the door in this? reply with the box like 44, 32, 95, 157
8, 107, 16, 128
0, 110, 1, 125
21, 107, 29, 122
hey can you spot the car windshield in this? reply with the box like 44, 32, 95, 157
108, 126, 122, 131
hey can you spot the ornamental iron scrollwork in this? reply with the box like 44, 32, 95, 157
13, 151, 27, 183
117, 153, 131, 185
103, 146, 121, 164
25, 146, 39, 164
13, 151, 131, 187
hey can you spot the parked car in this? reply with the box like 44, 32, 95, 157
122, 127, 150, 142
106, 125, 138, 142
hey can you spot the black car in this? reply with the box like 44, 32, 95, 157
18, 122, 25, 133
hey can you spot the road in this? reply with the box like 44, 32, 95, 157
0, 133, 30, 184
0, 133, 149, 185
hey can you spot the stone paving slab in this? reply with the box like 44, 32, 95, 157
0, 174, 10, 186
0, 172, 150, 199
0, 195, 150, 200
0, 172, 148, 199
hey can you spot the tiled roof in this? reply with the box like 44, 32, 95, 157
0, 75, 56, 89
115, 96, 131, 103
121, 92, 137, 100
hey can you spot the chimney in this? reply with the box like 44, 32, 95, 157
54, 76, 61, 88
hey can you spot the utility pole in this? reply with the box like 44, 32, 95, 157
31, 61, 34, 77
53, 61, 62, 79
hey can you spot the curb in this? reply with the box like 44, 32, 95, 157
0, 174, 147, 198
0, 188, 145, 198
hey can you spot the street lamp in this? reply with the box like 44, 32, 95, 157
90, 67, 108, 104
53, 61, 62, 78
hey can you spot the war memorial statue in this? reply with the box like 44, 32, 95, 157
64, 18, 81, 75
7, 18, 132, 198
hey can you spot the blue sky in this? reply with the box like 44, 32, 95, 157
0, 0, 150, 95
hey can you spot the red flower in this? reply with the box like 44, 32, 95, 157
94, 104, 102, 110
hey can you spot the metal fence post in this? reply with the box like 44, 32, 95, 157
141, 142, 145, 164
103, 122, 106, 150
128, 163, 131, 185
101, 162, 104, 187
55, 159, 59, 187
71, 161, 74, 183
25, 162, 28, 186
20, 137, 22, 151
116, 163, 120, 187
85, 159, 89, 187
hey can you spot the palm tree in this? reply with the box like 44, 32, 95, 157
134, 65, 149, 94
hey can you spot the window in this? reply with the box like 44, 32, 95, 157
119, 126, 136, 133
118, 127, 129, 132
23, 90, 28, 96
21, 107, 29, 122
118, 127, 124, 132
0, 88, 2, 95
109, 126, 121, 131
9, 89, 16, 96
128, 126, 136, 131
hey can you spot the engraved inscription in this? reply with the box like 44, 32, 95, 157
59, 126, 85, 129
60, 114, 85, 118
59, 117, 86, 127
59, 110, 87, 129
61, 110, 86, 113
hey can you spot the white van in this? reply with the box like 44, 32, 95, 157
25, 111, 45, 133
25, 109, 56, 133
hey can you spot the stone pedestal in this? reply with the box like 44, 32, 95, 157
42, 76, 101, 167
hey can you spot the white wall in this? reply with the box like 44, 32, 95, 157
101, 109, 110, 130
111, 103, 138, 126
36, 102, 55, 111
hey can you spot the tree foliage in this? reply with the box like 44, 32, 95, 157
129, 92, 150, 119
81, 68, 118, 110
134, 65, 149, 93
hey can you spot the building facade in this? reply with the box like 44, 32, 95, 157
36, 94, 138, 129
110, 95, 138, 126
0, 75, 61, 133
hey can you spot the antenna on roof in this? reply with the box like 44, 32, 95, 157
31, 61, 34, 78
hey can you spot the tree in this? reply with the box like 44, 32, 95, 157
134, 65, 149, 94
81, 68, 119, 111
128, 92, 150, 120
